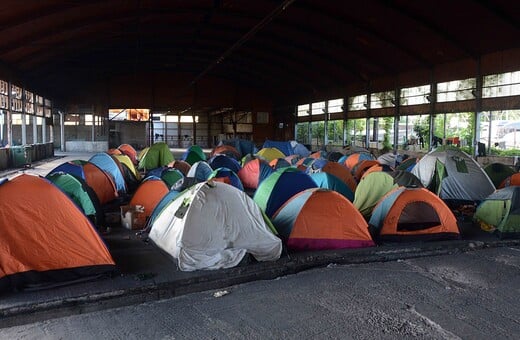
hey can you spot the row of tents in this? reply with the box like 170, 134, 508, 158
1, 140, 518, 293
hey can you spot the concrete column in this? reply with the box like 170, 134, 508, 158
60, 112, 65, 151
21, 112, 27, 145
42, 117, 47, 143
33, 115, 38, 144
323, 101, 329, 146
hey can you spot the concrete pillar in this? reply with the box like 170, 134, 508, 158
42, 117, 47, 143
33, 115, 38, 144
60, 112, 65, 151
21, 112, 27, 145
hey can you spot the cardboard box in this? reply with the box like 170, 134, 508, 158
120, 205, 147, 230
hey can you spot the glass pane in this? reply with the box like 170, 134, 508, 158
327, 120, 344, 146
297, 104, 310, 117
328, 98, 343, 113
311, 101, 325, 115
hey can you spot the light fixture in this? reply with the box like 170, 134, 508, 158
426, 95, 432, 102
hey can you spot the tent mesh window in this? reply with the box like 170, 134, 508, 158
397, 201, 441, 231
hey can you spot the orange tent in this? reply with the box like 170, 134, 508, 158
118, 144, 138, 164
129, 179, 169, 222
361, 163, 394, 179
107, 148, 122, 155
499, 172, 520, 188
369, 187, 460, 242
322, 161, 357, 192
271, 188, 375, 251
238, 158, 273, 189
168, 160, 192, 176
0, 174, 115, 293
210, 145, 241, 159
83, 162, 118, 205
353, 160, 380, 181
344, 152, 373, 170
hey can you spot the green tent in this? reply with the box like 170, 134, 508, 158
45, 172, 102, 225
353, 171, 423, 219
161, 168, 184, 189
474, 186, 520, 237
138, 142, 174, 170
184, 145, 206, 165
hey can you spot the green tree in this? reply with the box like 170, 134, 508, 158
382, 117, 393, 152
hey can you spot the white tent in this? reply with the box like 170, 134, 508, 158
148, 181, 282, 271
411, 146, 495, 202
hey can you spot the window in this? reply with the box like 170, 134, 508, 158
0, 80, 8, 95
311, 101, 325, 115
483, 71, 520, 98
180, 115, 199, 123
328, 120, 344, 146
328, 98, 343, 113
109, 108, 149, 121
400, 85, 430, 105
0, 95, 7, 109
85, 114, 93, 126
437, 78, 476, 102
64, 114, 80, 126
349, 95, 367, 111
297, 104, 310, 117
370, 91, 395, 109
11, 98, 22, 112
11, 114, 21, 125
295, 122, 310, 144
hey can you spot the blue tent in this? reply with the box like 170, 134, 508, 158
293, 143, 311, 157
209, 168, 244, 191
305, 159, 328, 174
262, 140, 293, 156
48, 161, 86, 180
209, 154, 242, 173
221, 138, 257, 157
310, 172, 354, 201
187, 161, 213, 182
89, 153, 126, 193
254, 167, 318, 217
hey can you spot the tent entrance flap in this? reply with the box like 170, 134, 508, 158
397, 201, 441, 231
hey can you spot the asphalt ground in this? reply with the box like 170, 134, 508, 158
2, 246, 519, 339
0, 151, 518, 329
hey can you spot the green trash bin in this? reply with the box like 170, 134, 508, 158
10, 146, 32, 167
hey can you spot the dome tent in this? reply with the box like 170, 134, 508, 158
0, 175, 115, 293
411, 146, 495, 204
148, 181, 282, 271
272, 188, 374, 251
369, 187, 460, 242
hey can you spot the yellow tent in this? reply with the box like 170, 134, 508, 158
114, 154, 141, 180
256, 147, 285, 162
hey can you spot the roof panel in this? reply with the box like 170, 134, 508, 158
0, 0, 517, 101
